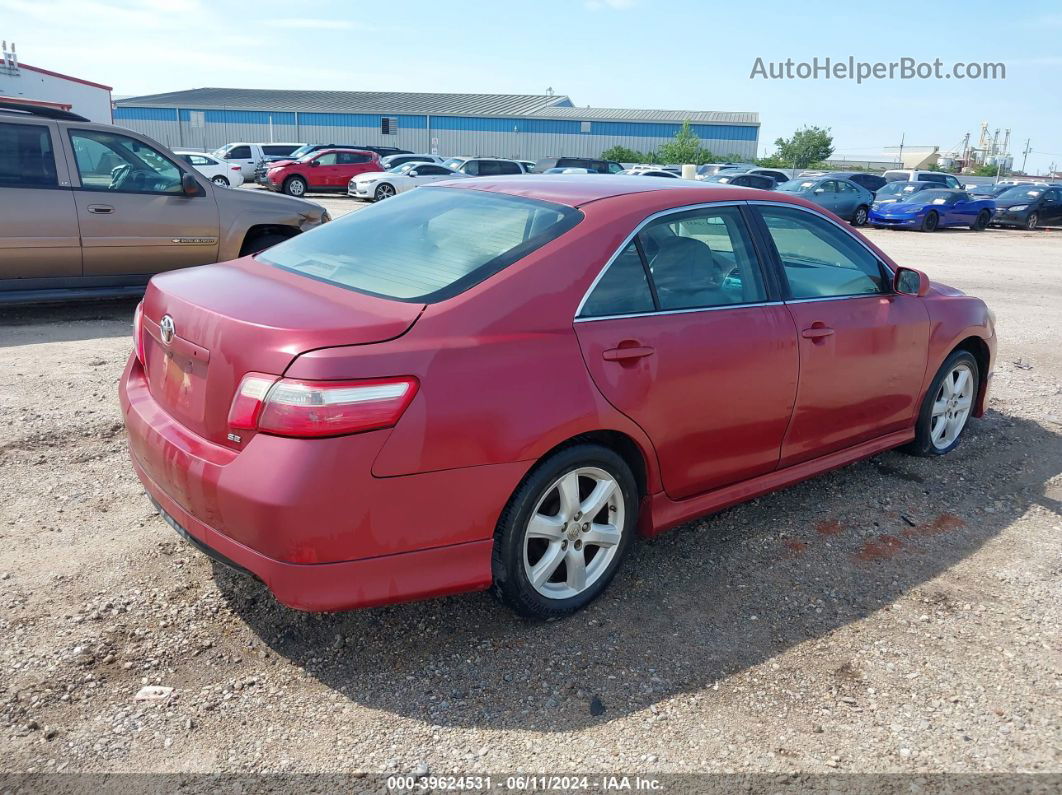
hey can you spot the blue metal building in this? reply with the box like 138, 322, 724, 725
112, 88, 759, 161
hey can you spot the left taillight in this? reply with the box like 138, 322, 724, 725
133, 301, 146, 365
228, 374, 418, 439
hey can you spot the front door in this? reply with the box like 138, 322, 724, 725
574, 205, 799, 499
307, 152, 344, 188
65, 128, 220, 276
0, 119, 82, 280
754, 204, 930, 466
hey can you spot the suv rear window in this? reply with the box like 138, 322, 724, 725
259, 187, 582, 302
0, 122, 58, 188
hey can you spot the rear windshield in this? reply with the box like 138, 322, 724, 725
258, 187, 582, 302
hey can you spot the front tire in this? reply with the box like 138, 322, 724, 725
492, 444, 637, 618
374, 183, 396, 201
971, 210, 990, 230
283, 176, 307, 197
920, 211, 939, 232
902, 350, 979, 457
1025, 212, 1039, 230
851, 205, 869, 226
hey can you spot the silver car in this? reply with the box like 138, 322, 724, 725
775, 176, 875, 226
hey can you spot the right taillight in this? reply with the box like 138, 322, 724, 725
133, 301, 146, 366
227, 373, 418, 439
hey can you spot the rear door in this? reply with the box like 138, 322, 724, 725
219, 144, 256, 178
65, 128, 220, 276
0, 118, 82, 280
752, 204, 929, 466
336, 151, 376, 181
1040, 188, 1062, 224
574, 204, 799, 499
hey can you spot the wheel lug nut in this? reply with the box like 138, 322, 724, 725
574, 540, 582, 550
581, 523, 589, 531
561, 540, 568, 549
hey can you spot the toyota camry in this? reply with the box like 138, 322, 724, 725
120, 176, 996, 618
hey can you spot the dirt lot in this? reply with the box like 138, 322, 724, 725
0, 200, 1059, 781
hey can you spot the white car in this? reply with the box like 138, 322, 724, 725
210, 142, 305, 178
348, 162, 467, 201
379, 153, 446, 169
173, 150, 245, 187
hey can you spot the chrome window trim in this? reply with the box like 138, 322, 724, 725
573, 199, 898, 323
573, 200, 755, 320
574, 300, 784, 324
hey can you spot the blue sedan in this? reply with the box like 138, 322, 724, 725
869, 189, 996, 232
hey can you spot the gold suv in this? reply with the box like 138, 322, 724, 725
0, 101, 330, 303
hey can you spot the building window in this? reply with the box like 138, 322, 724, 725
381, 116, 398, 136
580, 121, 591, 133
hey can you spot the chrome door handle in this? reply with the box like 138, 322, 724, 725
87, 204, 114, 214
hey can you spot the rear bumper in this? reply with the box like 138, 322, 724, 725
137, 459, 493, 612
119, 354, 522, 611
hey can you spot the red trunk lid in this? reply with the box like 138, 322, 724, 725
140, 257, 423, 445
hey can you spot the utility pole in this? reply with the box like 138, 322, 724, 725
1021, 139, 1032, 173
897, 132, 905, 168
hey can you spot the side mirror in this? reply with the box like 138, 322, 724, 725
894, 266, 930, 297
181, 172, 200, 197
309, 160, 320, 167
813, 187, 825, 194
408, 170, 419, 177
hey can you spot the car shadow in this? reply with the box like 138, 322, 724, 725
214, 409, 1061, 731
0, 297, 139, 348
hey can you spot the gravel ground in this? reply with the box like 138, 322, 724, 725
0, 199, 1059, 781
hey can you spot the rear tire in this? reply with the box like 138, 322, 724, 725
283, 176, 307, 197
851, 205, 869, 226
902, 350, 979, 457
920, 211, 939, 232
212, 175, 229, 186
491, 444, 637, 619
971, 210, 990, 231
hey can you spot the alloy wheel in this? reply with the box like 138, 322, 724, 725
930, 362, 975, 450
375, 183, 396, 200
522, 467, 625, 600
1026, 213, 1039, 230
853, 206, 868, 226
287, 179, 305, 196
212, 175, 228, 186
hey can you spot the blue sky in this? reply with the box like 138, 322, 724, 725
3, 0, 1060, 173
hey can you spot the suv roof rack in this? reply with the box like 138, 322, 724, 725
0, 100, 90, 122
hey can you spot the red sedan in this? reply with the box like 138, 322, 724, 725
120, 177, 996, 618
266, 148, 380, 196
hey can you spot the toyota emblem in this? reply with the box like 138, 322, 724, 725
159, 315, 175, 345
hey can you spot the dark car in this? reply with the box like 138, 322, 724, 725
715, 165, 790, 184
702, 173, 777, 190
824, 171, 887, 193
534, 157, 625, 174
990, 185, 1062, 230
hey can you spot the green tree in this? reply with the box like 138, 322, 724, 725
600, 145, 645, 163
973, 161, 1006, 177
772, 125, 834, 170
656, 121, 716, 165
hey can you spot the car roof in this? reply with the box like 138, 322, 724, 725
433, 174, 800, 207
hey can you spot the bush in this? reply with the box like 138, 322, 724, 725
600, 145, 647, 163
